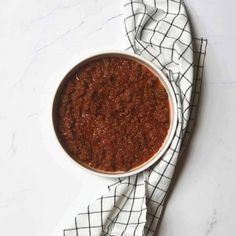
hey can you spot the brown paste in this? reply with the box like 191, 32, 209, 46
54, 56, 170, 172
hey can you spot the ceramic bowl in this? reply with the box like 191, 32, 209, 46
52, 51, 177, 178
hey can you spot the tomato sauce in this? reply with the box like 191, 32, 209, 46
54, 56, 170, 172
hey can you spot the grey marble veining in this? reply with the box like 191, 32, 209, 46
0, 0, 236, 235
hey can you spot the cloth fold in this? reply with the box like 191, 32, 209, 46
63, 0, 207, 235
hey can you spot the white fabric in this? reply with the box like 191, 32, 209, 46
63, 0, 207, 235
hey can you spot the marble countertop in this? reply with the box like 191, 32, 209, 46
0, 0, 236, 235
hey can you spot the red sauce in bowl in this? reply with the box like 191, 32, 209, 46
53, 56, 170, 172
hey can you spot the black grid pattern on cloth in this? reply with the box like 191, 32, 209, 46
63, 0, 207, 235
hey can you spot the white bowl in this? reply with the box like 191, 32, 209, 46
52, 51, 177, 178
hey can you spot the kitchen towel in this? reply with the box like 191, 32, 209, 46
63, 0, 207, 235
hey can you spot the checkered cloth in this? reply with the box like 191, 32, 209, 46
63, 0, 207, 235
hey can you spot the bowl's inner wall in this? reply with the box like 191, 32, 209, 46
52, 53, 174, 175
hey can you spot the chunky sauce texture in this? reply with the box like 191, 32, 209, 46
55, 56, 170, 172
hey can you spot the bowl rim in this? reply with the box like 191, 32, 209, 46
51, 50, 178, 178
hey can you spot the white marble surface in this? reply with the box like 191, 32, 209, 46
0, 0, 236, 235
